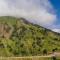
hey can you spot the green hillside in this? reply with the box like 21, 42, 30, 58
0, 16, 60, 57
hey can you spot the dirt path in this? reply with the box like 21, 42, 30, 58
0, 53, 60, 59
0, 54, 55, 59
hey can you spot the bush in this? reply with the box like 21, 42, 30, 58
43, 49, 47, 55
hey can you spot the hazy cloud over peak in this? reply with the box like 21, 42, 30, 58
0, 0, 57, 27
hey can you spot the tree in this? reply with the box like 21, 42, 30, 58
52, 56, 57, 60
43, 49, 47, 55
52, 48, 58, 53
36, 37, 42, 47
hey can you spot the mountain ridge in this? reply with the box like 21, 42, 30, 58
1, 16, 59, 34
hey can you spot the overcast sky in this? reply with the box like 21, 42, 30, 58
0, 0, 60, 33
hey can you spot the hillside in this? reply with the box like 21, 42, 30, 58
0, 16, 60, 57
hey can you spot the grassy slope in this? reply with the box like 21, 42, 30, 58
0, 16, 60, 57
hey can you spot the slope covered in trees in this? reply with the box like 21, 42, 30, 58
0, 16, 60, 56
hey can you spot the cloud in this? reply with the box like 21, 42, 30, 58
52, 29, 60, 33
0, 0, 57, 27
50, 24, 60, 33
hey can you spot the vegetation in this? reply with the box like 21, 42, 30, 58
0, 16, 60, 57
0, 57, 60, 60
0, 57, 53, 60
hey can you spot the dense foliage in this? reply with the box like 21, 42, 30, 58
0, 16, 60, 57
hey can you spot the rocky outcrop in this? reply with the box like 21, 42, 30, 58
0, 23, 14, 39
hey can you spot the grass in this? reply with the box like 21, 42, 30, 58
0, 57, 52, 60
0, 57, 60, 60
0, 16, 17, 25
0, 56, 60, 60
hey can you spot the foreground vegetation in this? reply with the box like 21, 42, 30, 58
0, 56, 60, 60
0, 16, 60, 57
0, 57, 52, 60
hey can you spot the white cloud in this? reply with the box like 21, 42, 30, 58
52, 29, 60, 33
0, 0, 57, 27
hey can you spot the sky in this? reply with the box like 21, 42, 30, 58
50, 0, 60, 33
0, 0, 60, 33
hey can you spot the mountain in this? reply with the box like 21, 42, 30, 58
0, 16, 60, 57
